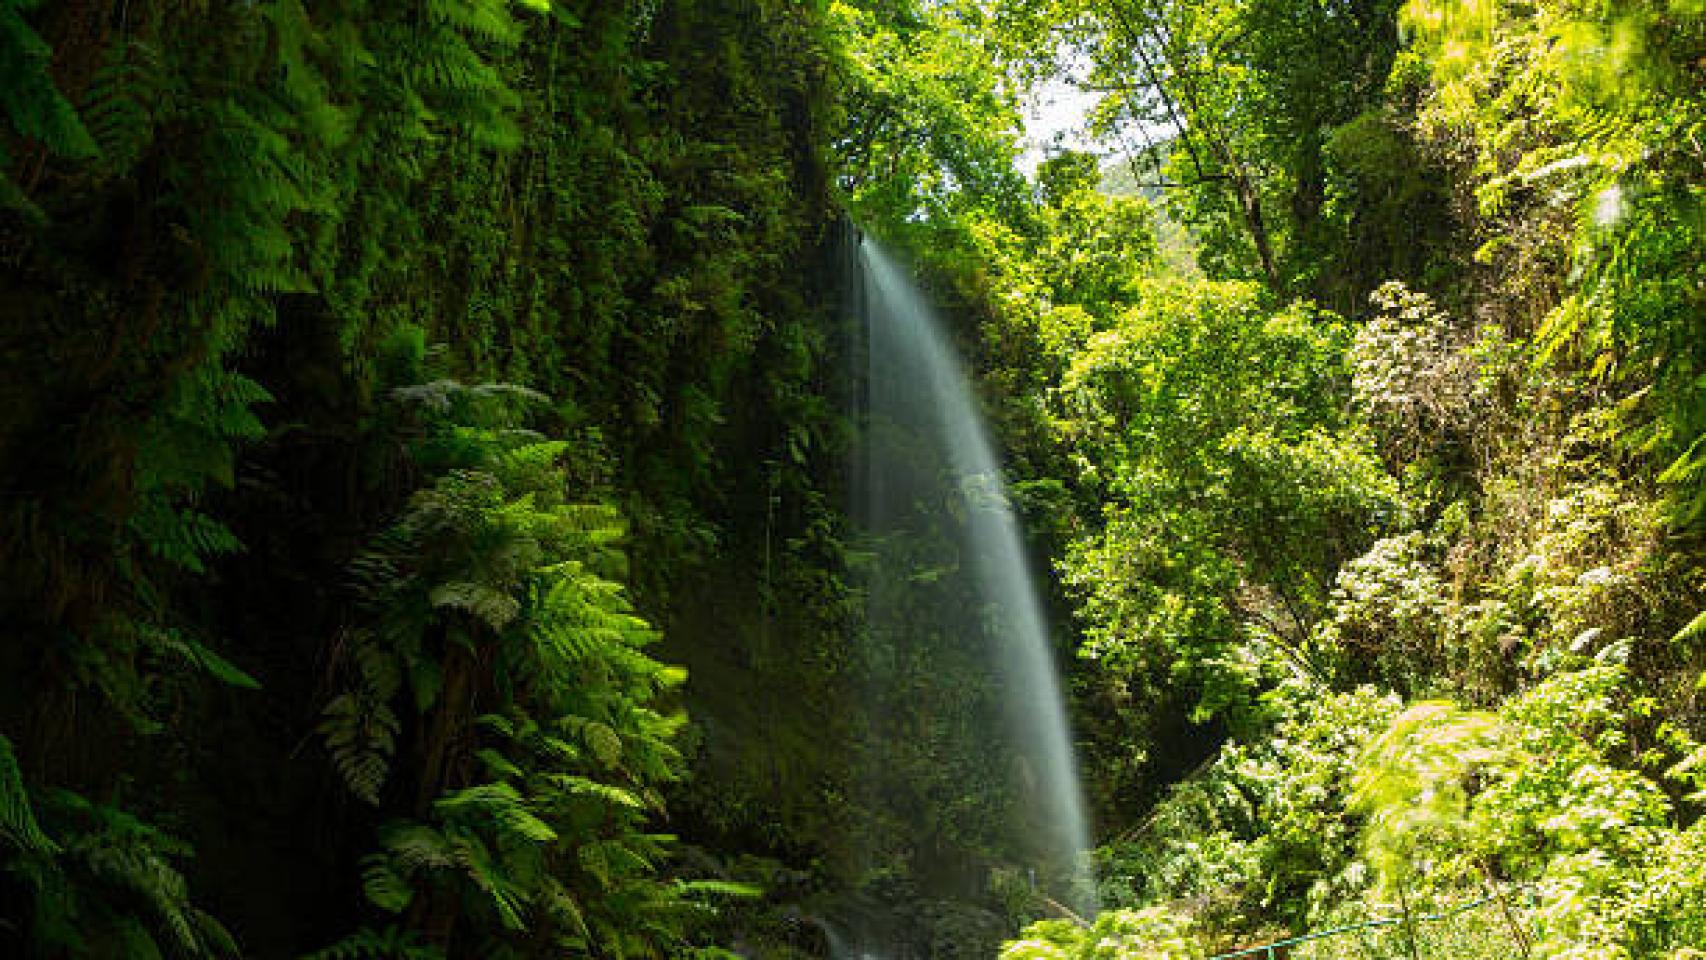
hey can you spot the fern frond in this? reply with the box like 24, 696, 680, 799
434, 782, 557, 843
450, 832, 530, 931
537, 875, 590, 938
144, 626, 262, 689
403, 35, 508, 95
320, 691, 399, 804
424, 0, 523, 45
49, 791, 235, 957
429, 580, 520, 630
128, 500, 245, 575
475, 747, 524, 780
0, 4, 99, 161
679, 879, 764, 900
543, 774, 643, 811
361, 855, 415, 914
0, 735, 56, 854
80, 38, 162, 173
300, 925, 444, 960
377, 822, 457, 872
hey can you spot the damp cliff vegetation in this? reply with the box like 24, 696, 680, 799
0, 1, 1701, 958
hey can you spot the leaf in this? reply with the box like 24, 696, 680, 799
0, 735, 57, 854
362, 857, 415, 914
680, 879, 763, 900
454, 834, 529, 931
149, 628, 262, 689
1670, 610, 1706, 648
379, 822, 457, 872
429, 581, 521, 631
583, 722, 623, 768
301, 925, 445, 960
546, 775, 643, 810
476, 748, 523, 781
435, 783, 557, 842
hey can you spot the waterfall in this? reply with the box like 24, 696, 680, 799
846, 233, 1094, 954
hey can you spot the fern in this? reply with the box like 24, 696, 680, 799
80, 37, 162, 174
128, 500, 245, 575
1671, 610, 1706, 648
424, 0, 523, 46
123, 367, 270, 590
301, 926, 445, 960
320, 631, 403, 804
543, 773, 644, 811
536, 874, 591, 942
329, 373, 700, 952
0, 734, 55, 855
0, 0, 99, 213
144, 625, 262, 690
375, 822, 458, 873
433, 782, 558, 843
322, 691, 401, 805
429, 579, 522, 631
679, 879, 764, 900
6, 790, 240, 958
361, 855, 415, 914
452, 831, 531, 931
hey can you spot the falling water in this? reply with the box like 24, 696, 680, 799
849, 233, 1093, 951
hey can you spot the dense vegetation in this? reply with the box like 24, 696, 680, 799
1, 1, 1700, 958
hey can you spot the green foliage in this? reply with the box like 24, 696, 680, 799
301, 925, 445, 960
1002, 907, 1204, 960
1401, 0, 1706, 527
1351, 702, 1501, 893
4, 0, 844, 950
1337, 664, 1706, 957
1023, 0, 1420, 302
1, 740, 235, 959
1036, 174, 1159, 311
1320, 112, 1458, 296
1056, 279, 1395, 735
1095, 684, 1401, 934
1, 0, 1700, 956
873, 2, 1703, 958
833, 0, 1032, 236
0, 0, 97, 216
318, 374, 696, 956
1316, 534, 1454, 691
0, 735, 53, 857
1072, 666, 1704, 956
